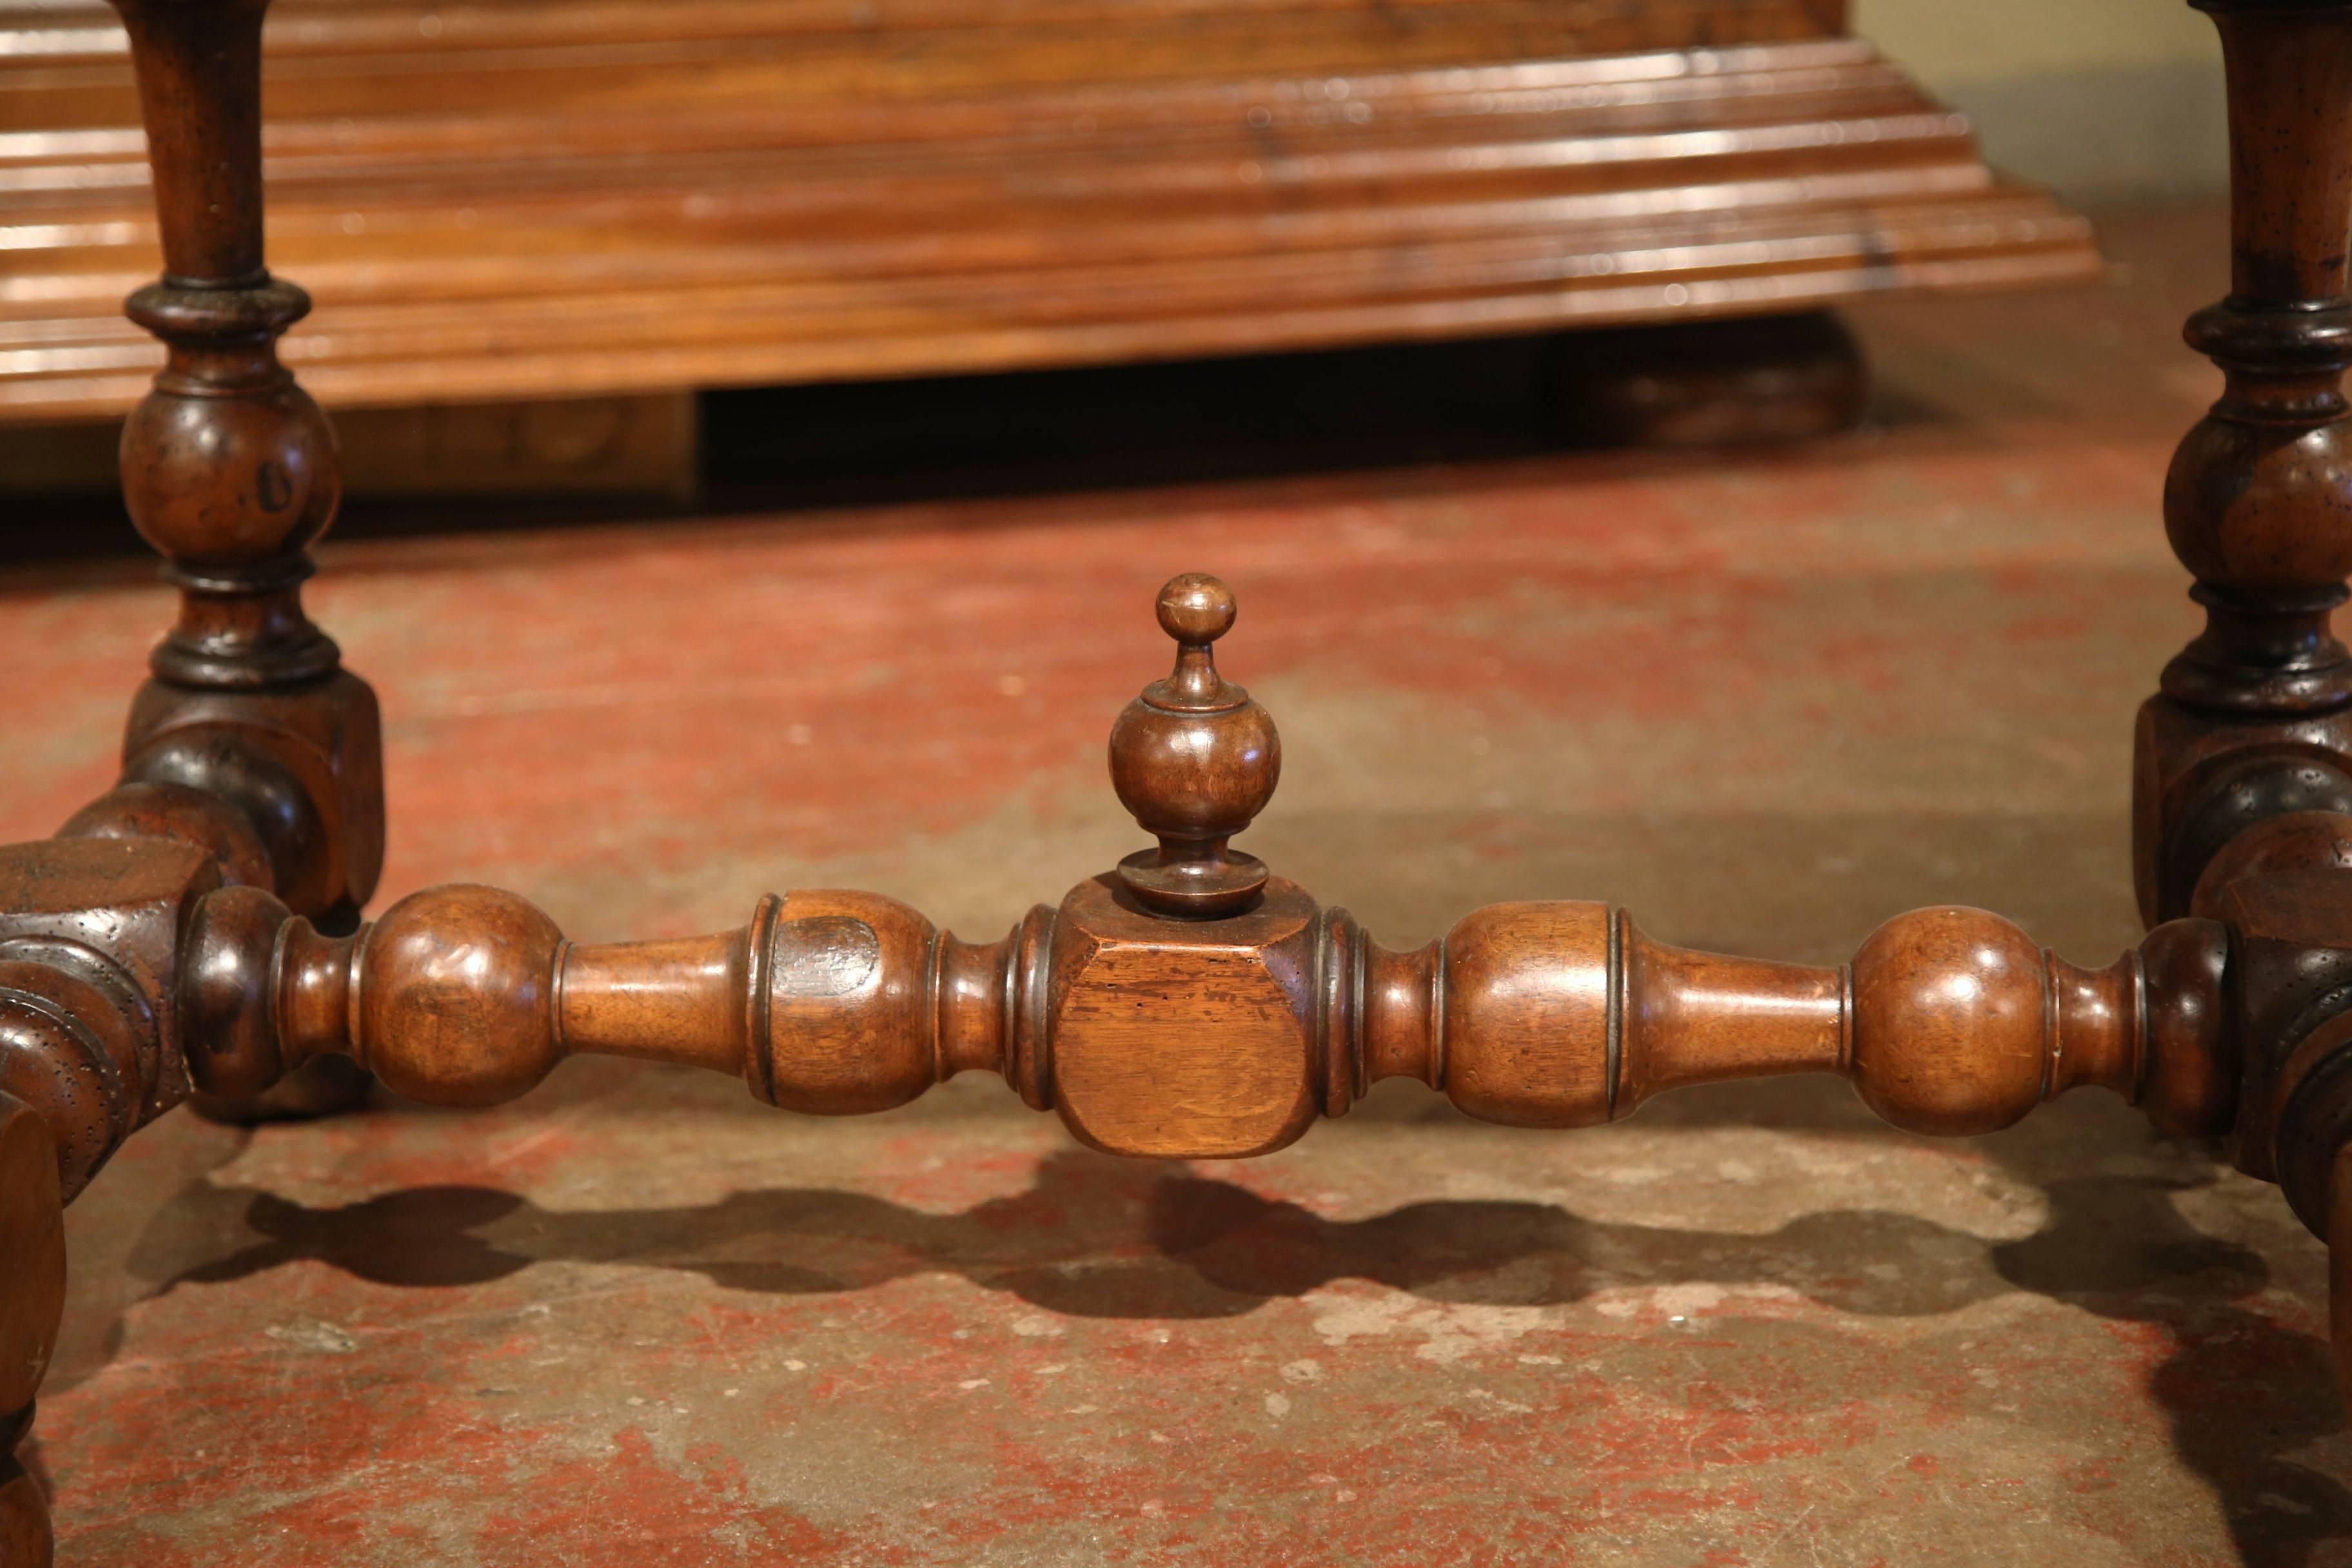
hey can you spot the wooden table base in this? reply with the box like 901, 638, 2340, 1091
3, 1, 2352, 1562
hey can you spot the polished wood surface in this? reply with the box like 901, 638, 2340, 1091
2135, 0, 2352, 924
0, 2, 2095, 419
130, 577, 2239, 1166
0, 1460, 47, 1568
28, 0, 391, 941
170, 872, 2239, 1159
0, 836, 222, 1199
16, 0, 2352, 1555
0, 1091, 64, 1568
1108, 573, 1280, 918
2127, 14, 2352, 1424
0, 1093, 66, 1428
107, 0, 340, 691
68, 0, 389, 1141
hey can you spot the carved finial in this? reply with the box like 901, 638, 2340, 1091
1108, 574, 1282, 918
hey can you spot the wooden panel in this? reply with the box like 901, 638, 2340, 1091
0, 1, 2095, 420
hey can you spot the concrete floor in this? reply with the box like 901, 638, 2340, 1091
6, 204, 2347, 1566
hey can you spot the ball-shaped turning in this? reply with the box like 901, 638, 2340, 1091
1112, 574, 1281, 918
1108, 700, 1282, 839
1848, 906, 2046, 1136
119, 378, 341, 571
357, 885, 565, 1106
1157, 573, 1237, 646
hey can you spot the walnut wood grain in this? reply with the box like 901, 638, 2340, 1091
174, 878, 2237, 1158
0, 1456, 48, 1568
179, 883, 1057, 1116
2135, 0, 2352, 924
0, 2, 2326, 1535
3, 0, 2351, 1545
2130, 12, 2352, 1327
1353, 904, 2233, 1139
46, 0, 388, 939
0, 1090, 64, 1568
0, 1092, 65, 1430
0, 836, 226, 1197
1108, 574, 1280, 919
38, 0, 390, 1152
0, 8, 2092, 419
108, 0, 343, 691
146, 572, 2240, 1154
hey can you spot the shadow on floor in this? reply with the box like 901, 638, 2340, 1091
82, 1136, 2351, 1568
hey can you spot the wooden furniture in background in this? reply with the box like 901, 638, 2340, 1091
0, 0, 2094, 431
0, 393, 700, 502
14, 1, 2352, 1562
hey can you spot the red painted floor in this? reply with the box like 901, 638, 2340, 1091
6, 204, 2346, 1566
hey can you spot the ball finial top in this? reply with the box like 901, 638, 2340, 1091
1157, 573, 1237, 645
1108, 573, 1282, 919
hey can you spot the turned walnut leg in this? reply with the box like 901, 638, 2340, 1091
2135, 0, 2352, 928
59, 0, 384, 1125
2115, 0, 2352, 1399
